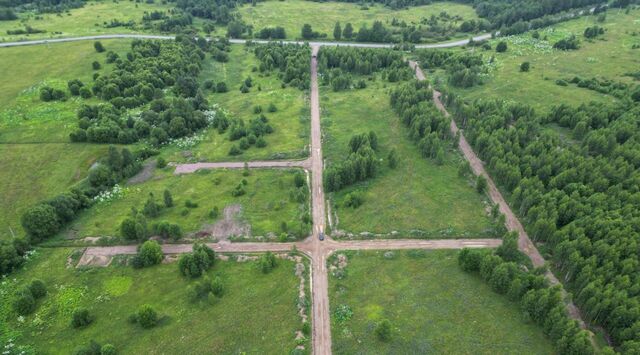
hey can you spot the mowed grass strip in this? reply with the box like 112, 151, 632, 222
57, 168, 308, 241
322, 78, 492, 236
0, 0, 172, 41
223, 0, 478, 41
3, 247, 301, 353
330, 250, 555, 354
447, 8, 640, 111
164, 45, 309, 162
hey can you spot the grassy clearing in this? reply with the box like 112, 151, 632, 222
2, 247, 302, 353
219, 0, 478, 41
0, 144, 109, 242
163, 45, 309, 163
446, 8, 640, 111
329, 249, 555, 354
55, 168, 309, 242
322, 77, 492, 237
0, 0, 171, 42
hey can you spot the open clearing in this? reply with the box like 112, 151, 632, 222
163, 45, 309, 163
225, 0, 479, 42
322, 76, 493, 237
329, 249, 555, 354
1, 247, 302, 353
0, 1, 171, 42
445, 8, 640, 111
55, 168, 310, 243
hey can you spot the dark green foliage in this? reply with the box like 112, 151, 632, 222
553, 35, 580, 50
163, 189, 173, 207
318, 47, 413, 85
132, 304, 158, 328
152, 221, 182, 240
184, 199, 198, 208
564, 76, 633, 100
520, 62, 530, 72
178, 243, 216, 278
343, 192, 364, 208
583, 25, 605, 39
496, 41, 508, 52
133, 240, 163, 268
476, 175, 487, 193
143, 193, 160, 218
71, 308, 94, 328
0, 238, 28, 275
254, 43, 310, 90
39, 86, 67, 102
21, 204, 60, 242
324, 132, 379, 192
13, 287, 36, 315
375, 319, 392, 342
94, 41, 105, 53
343, 23, 354, 39
333, 22, 342, 40
256, 26, 286, 39
28, 279, 47, 299
100, 344, 116, 355
387, 148, 398, 168
301, 23, 321, 39
73, 340, 102, 355
68, 79, 85, 96
259, 252, 277, 273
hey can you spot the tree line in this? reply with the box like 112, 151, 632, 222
416, 49, 486, 88
254, 42, 310, 91
324, 132, 380, 192
443, 90, 640, 351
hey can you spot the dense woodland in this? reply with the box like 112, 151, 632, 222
416, 49, 486, 88
443, 90, 640, 351
254, 42, 310, 90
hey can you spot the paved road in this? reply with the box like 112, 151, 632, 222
412, 62, 589, 330
173, 159, 311, 174
0, 33, 493, 49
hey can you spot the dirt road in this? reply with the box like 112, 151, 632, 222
173, 159, 311, 174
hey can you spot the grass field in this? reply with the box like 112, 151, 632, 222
54, 168, 309, 243
164, 45, 309, 163
1, 247, 303, 353
221, 0, 479, 42
321, 77, 493, 237
0, 0, 171, 42
445, 8, 640, 112
329, 250, 555, 354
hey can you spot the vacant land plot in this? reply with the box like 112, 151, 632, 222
226, 0, 478, 41
322, 78, 492, 237
447, 8, 640, 111
329, 250, 555, 354
57, 169, 309, 242
1, 247, 302, 353
163, 45, 309, 163
0, 0, 171, 42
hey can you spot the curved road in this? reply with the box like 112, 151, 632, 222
0, 33, 493, 49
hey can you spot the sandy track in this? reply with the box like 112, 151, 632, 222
172, 159, 311, 174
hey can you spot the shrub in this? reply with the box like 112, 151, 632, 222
71, 308, 94, 328
184, 200, 198, 208
375, 319, 392, 342
163, 189, 173, 207
156, 157, 167, 169
267, 102, 277, 112
344, 192, 364, 208
79, 86, 92, 98
520, 62, 530, 72
259, 252, 277, 273
13, 288, 36, 315
29, 279, 47, 299
476, 175, 487, 193
100, 344, 117, 355
133, 304, 158, 328
496, 41, 508, 52
94, 41, 105, 53
92, 61, 101, 70
211, 276, 224, 297
178, 243, 216, 278
21, 204, 60, 242
216, 82, 228, 92
73, 340, 102, 355
134, 240, 163, 268
253, 105, 262, 114
142, 193, 160, 217
255, 137, 267, 148
228, 145, 242, 156
209, 206, 219, 218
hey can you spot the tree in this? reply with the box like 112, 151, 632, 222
301, 24, 314, 39
13, 287, 36, 315
21, 204, 60, 242
259, 252, 277, 273
211, 276, 224, 297
100, 344, 117, 355
135, 240, 163, 268
29, 279, 47, 299
143, 193, 160, 218
71, 308, 94, 328
94, 41, 105, 53
333, 22, 342, 40
476, 175, 487, 193
496, 41, 508, 53
163, 190, 173, 208
343, 23, 354, 39
387, 149, 398, 169
520, 62, 530, 72
375, 319, 392, 342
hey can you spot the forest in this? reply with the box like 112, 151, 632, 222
443, 88, 640, 351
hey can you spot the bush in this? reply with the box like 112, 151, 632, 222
216, 82, 228, 92
209, 206, 219, 218
156, 157, 167, 169
163, 189, 173, 207
79, 86, 92, 99
259, 252, 277, 273
134, 240, 163, 268
133, 304, 158, 328
178, 243, 216, 278
267, 103, 277, 112
375, 319, 392, 342
92, 61, 101, 70
29, 279, 47, 299
476, 175, 487, 193
100, 344, 117, 355
228, 145, 242, 156
71, 308, 94, 328
343, 192, 364, 208
73, 340, 102, 355
94, 41, 105, 53
184, 200, 198, 208
520, 62, 530, 72
13, 288, 36, 316
21, 204, 60, 242
496, 41, 508, 52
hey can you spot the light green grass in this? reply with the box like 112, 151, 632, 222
2, 247, 302, 353
0, 144, 109, 241
330, 249, 556, 354
322, 78, 492, 237
56, 168, 309, 242
0, 0, 171, 42
447, 8, 640, 112
164, 45, 309, 162
220, 0, 478, 41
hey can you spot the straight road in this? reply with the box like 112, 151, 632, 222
172, 159, 311, 174
0, 33, 493, 49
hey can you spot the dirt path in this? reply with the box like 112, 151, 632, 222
173, 159, 311, 174
411, 62, 589, 329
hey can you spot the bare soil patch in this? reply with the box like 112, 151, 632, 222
127, 159, 157, 185
198, 204, 251, 240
